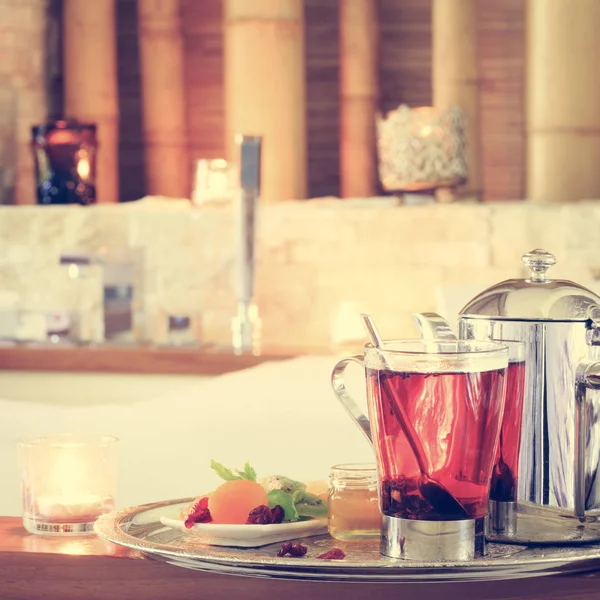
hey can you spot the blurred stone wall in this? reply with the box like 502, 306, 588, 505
1, 198, 599, 350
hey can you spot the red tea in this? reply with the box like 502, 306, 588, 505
489, 360, 526, 502
367, 367, 506, 521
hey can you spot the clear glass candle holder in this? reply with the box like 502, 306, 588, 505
18, 434, 119, 535
328, 463, 381, 541
191, 158, 237, 206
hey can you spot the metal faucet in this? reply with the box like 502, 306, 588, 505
231, 134, 262, 355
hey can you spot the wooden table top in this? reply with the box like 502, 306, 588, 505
2, 517, 600, 600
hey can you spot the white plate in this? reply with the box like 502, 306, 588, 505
160, 515, 328, 547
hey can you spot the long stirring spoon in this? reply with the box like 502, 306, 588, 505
360, 314, 469, 519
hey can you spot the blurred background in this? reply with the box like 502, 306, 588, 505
2, 0, 529, 205
1, 0, 599, 354
2, 0, 600, 517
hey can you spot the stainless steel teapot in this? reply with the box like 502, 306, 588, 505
416, 249, 600, 544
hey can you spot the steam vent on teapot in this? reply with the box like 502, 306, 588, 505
415, 249, 600, 544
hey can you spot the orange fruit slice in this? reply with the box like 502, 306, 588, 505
208, 480, 268, 524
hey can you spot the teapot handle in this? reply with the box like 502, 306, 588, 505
574, 360, 600, 519
330, 356, 373, 444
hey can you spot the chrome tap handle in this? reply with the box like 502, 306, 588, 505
234, 135, 262, 305
232, 135, 262, 354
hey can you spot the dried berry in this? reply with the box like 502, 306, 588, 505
317, 548, 346, 560
381, 477, 408, 513
391, 489, 403, 504
246, 504, 273, 524
277, 541, 307, 557
403, 493, 431, 518
184, 497, 212, 528
270, 505, 284, 524
290, 543, 307, 557
277, 541, 293, 557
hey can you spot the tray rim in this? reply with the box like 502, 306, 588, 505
94, 497, 600, 583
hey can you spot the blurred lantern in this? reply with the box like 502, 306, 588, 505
31, 120, 97, 205
376, 105, 467, 195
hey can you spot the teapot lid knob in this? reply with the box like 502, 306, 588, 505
522, 249, 556, 282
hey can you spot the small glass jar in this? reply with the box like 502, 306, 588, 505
328, 463, 381, 541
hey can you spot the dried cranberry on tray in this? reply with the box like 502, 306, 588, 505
317, 548, 346, 560
277, 541, 308, 557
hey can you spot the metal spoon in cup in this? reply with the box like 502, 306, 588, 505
360, 314, 469, 520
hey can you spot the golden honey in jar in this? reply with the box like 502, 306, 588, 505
328, 463, 381, 541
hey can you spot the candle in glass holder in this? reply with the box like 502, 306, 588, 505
328, 463, 381, 541
31, 120, 97, 205
191, 158, 237, 206
19, 434, 118, 535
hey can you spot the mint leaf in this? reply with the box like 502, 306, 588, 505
212, 459, 258, 482
267, 490, 298, 522
210, 460, 242, 481
243, 462, 257, 482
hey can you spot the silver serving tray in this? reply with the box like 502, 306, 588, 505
94, 498, 600, 583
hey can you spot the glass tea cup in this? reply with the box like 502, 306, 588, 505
331, 339, 508, 561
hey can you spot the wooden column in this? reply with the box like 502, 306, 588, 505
138, 0, 189, 199
63, 0, 119, 203
0, 0, 48, 205
527, 0, 600, 203
339, 0, 378, 199
432, 0, 481, 200
224, 0, 306, 203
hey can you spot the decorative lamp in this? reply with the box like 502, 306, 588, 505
376, 105, 467, 200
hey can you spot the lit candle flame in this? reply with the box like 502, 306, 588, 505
77, 156, 90, 180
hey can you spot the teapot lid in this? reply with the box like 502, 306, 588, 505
459, 249, 600, 321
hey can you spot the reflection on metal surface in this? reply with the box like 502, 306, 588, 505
460, 250, 600, 321
489, 501, 517, 535
461, 316, 600, 543
457, 248, 600, 544
94, 499, 600, 582
381, 515, 485, 561
487, 502, 600, 544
